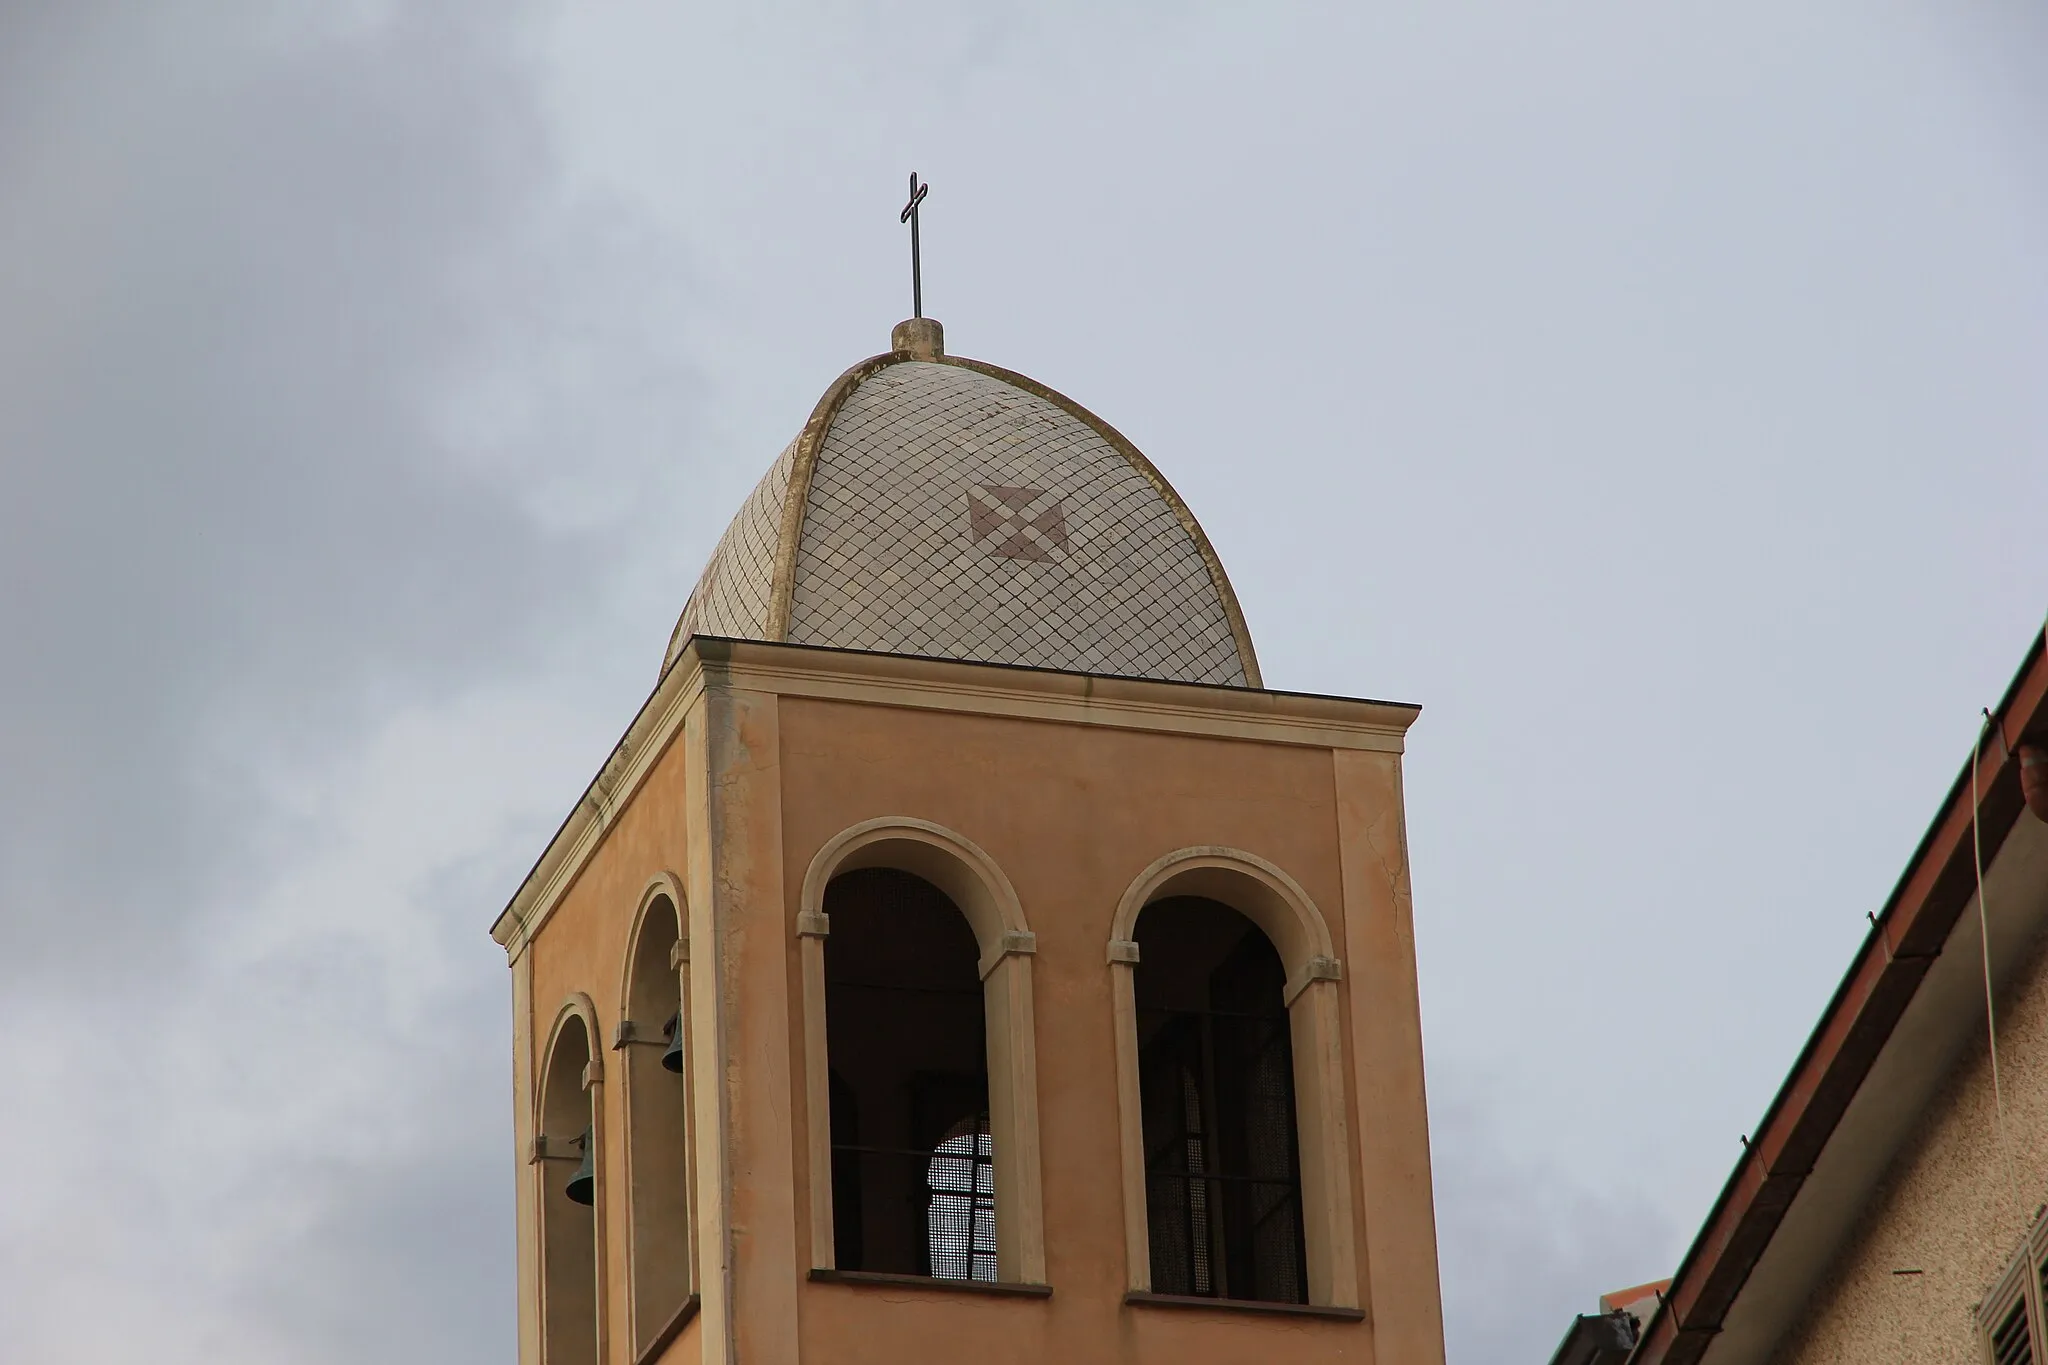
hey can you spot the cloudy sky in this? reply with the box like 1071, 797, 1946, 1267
2, 3, 2043, 1361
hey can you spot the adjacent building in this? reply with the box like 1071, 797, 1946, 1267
1544, 1281, 1669, 1365
1628, 629, 2048, 1364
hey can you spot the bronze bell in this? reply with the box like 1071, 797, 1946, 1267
660, 1011, 684, 1074
565, 1125, 595, 1206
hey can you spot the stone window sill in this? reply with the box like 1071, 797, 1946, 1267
808, 1268, 1052, 1298
1124, 1290, 1365, 1321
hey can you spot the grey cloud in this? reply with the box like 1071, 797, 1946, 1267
4, 4, 2045, 1363
0, 3, 692, 971
1431, 1072, 1680, 1360
0, 6, 692, 1362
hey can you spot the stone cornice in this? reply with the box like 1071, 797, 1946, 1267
492, 654, 706, 957
492, 638, 1418, 959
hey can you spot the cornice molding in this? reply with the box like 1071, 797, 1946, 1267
712, 641, 1411, 751
492, 638, 1418, 959
492, 659, 705, 956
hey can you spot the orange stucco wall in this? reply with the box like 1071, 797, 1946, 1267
528, 727, 693, 1030
775, 696, 1365, 1360
514, 671, 1440, 1365
649, 1310, 701, 1365
527, 721, 694, 1363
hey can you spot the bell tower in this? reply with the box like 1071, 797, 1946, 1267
492, 318, 1448, 1365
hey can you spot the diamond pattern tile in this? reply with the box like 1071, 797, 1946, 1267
666, 361, 1252, 687
666, 437, 795, 660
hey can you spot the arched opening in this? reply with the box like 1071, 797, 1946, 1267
800, 818, 1046, 1284
823, 866, 994, 1280
539, 1011, 600, 1365
1109, 848, 1357, 1307
1134, 896, 1306, 1305
619, 888, 692, 1353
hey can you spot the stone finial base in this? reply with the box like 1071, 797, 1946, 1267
891, 317, 944, 360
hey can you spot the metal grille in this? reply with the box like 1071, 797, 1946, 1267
1143, 1039, 1215, 1295
1138, 925, 1306, 1304
1233, 1020, 1307, 1302
823, 868, 993, 1281
926, 1117, 997, 1281
829, 1120, 995, 1281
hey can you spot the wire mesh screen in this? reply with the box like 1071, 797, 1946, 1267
926, 1118, 997, 1280
824, 867, 993, 1281
1137, 903, 1306, 1305
829, 1121, 995, 1281
1142, 1027, 1214, 1295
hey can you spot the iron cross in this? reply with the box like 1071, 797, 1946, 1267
900, 172, 930, 319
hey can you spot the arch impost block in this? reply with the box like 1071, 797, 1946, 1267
581, 1057, 604, 1089
1106, 939, 1141, 966
978, 929, 1038, 980
669, 938, 690, 968
796, 910, 831, 939
1283, 955, 1343, 1007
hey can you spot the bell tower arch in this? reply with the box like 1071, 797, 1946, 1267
616, 876, 695, 1359
535, 995, 605, 1365
794, 816, 1046, 1287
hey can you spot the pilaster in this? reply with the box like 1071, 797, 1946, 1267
1334, 748, 1447, 1364
687, 680, 802, 1364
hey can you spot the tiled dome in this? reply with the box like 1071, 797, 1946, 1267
665, 322, 1260, 688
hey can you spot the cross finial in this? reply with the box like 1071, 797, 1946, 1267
900, 172, 930, 319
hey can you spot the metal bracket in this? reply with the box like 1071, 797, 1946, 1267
529, 1134, 581, 1164
612, 1019, 670, 1050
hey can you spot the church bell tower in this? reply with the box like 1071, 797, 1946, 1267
492, 314, 1447, 1365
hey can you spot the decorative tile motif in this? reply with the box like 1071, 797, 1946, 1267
668, 360, 1252, 687
968, 485, 1069, 562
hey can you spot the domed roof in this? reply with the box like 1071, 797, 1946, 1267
666, 321, 1260, 688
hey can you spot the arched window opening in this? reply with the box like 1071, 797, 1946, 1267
1135, 896, 1306, 1305
619, 892, 692, 1354
824, 867, 994, 1280
539, 1014, 600, 1365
